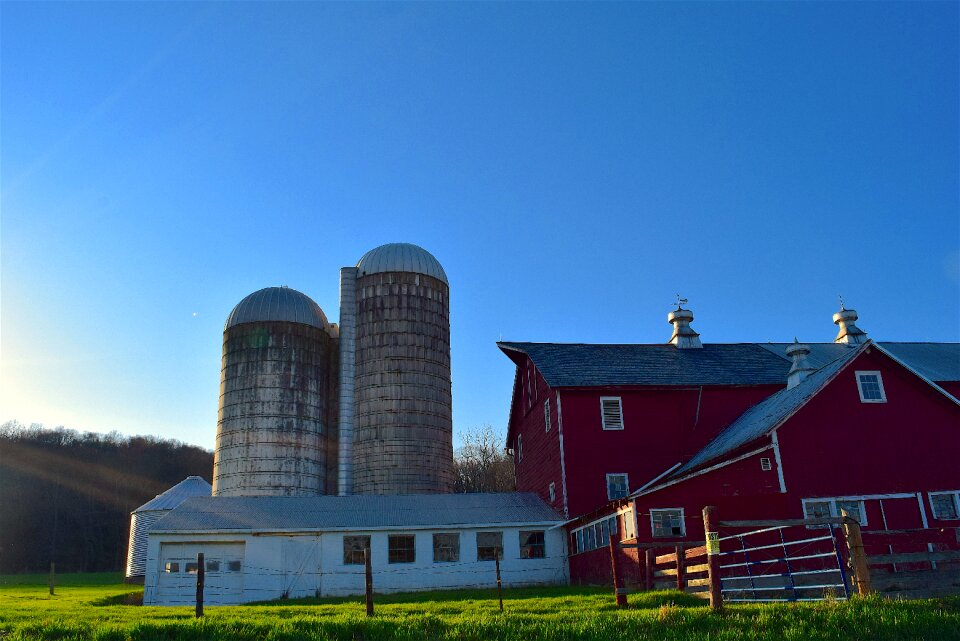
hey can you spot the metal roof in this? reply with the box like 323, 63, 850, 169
498, 342, 792, 387
134, 476, 212, 513
757, 342, 960, 382
224, 286, 328, 330
668, 348, 859, 477
151, 492, 562, 533
356, 243, 448, 284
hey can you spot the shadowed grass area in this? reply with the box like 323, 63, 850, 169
1, 573, 959, 640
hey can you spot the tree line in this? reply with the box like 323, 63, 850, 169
0, 421, 514, 574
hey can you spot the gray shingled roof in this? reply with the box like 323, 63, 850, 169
498, 342, 792, 387
758, 342, 960, 382
667, 349, 858, 478
134, 476, 212, 513
151, 493, 562, 533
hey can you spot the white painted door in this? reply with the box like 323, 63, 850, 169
157, 542, 245, 605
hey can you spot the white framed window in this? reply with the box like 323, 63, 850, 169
570, 515, 619, 555
802, 497, 867, 527
760, 457, 772, 471
930, 491, 960, 520
606, 473, 629, 500
650, 508, 685, 538
600, 397, 624, 430
516, 433, 523, 463
619, 508, 636, 540
548, 482, 556, 503
544, 399, 551, 432
855, 371, 886, 403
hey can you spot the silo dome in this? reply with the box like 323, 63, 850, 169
356, 243, 448, 284
225, 286, 328, 330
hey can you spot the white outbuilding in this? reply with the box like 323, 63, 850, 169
143, 492, 567, 605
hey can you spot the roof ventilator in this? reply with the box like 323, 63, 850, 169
785, 339, 816, 388
833, 304, 867, 345
667, 300, 702, 349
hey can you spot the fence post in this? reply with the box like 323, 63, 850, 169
702, 506, 722, 611
364, 547, 374, 616
644, 549, 653, 591
675, 544, 685, 592
495, 552, 504, 612
609, 534, 627, 607
48, 562, 55, 596
195, 552, 204, 618
840, 509, 871, 596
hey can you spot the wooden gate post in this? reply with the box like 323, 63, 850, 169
702, 506, 722, 611
644, 549, 654, 592
195, 552, 204, 618
609, 534, 627, 607
364, 547, 374, 616
840, 509, 872, 596
675, 544, 685, 592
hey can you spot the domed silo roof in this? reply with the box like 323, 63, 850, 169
356, 243, 448, 284
224, 286, 328, 331
125, 476, 211, 579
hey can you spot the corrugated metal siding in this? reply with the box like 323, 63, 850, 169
135, 476, 212, 512
125, 510, 165, 577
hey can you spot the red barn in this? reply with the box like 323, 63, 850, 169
498, 307, 960, 584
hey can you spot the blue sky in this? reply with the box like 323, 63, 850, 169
2, 2, 957, 449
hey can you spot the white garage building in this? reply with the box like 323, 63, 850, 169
143, 493, 568, 605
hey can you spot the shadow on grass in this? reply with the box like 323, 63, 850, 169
91, 590, 144, 606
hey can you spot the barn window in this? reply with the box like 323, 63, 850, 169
343, 535, 371, 565
600, 397, 624, 430
606, 473, 629, 500
519, 531, 546, 559
227, 560, 242, 572
476, 532, 503, 561
650, 509, 685, 537
433, 533, 460, 562
548, 482, 556, 503
855, 371, 886, 403
544, 399, 551, 432
388, 535, 416, 564
570, 516, 619, 554
930, 492, 960, 520
802, 498, 867, 528
185, 562, 199, 574
205, 560, 220, 572
760, 457, 772, 471
164, 562, 179, 573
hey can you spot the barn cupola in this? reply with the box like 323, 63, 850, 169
785, 339, 816, 388
667, 299, 702, 349
833, 304, 867, 345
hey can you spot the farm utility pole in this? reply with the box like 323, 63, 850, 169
841, 508, 872, 596
702, 506, 723, 611
608, 534, 627, 607
195, 553, 204, 618
495, 552, 504, 612
364, 548, 374, 616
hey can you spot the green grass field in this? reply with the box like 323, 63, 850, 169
1, 573, 959, 640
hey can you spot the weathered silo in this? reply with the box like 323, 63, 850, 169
344, 242, 454, 494
125, 476, 211, 582
213, 286, 337, 496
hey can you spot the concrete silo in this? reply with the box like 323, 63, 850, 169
339, 243, 454, 495
213, 286, 337, 496
125, 476, 211, 582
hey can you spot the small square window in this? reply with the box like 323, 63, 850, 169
343, 535, 371, 565
433, 533, 460, 562
650, 509, 684, 537
477, 532, 503, 561
227, 560, 242, 572
388, 534, 416, 564
205, 560, 220, 572
606, 473, 629, 500
931, 492, 960, 520
519, 531, 545, 559
856, 371, 886, 403
600, 397, 624, 430
185, 562, 199, 574
164, 562, 179, 573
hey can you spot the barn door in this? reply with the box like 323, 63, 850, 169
879, 496, 928, 571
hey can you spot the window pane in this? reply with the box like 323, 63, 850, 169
576, 530, 584, 553
607, 474, 628, 500
205, 560, 220, 572
804, 501, 833, 520
858, 374, 884, 400
227, 560, 242, 572
600, 519, 609, 544
164, 562, 179, 573
932, 494, 960, 520
343, 535, 371, 565
433, 533, 460, 562
477, 532, 503, 561
651, 509, 684, 537
519, 531, 546, 559
388, 535, 416, 564
836, 500, 864, 525
185, 563, 199, 574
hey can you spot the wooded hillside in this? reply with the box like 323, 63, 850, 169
0, 422, 213, 574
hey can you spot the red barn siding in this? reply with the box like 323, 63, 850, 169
511, 357, 565, 511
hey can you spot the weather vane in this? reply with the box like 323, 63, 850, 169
675, 294, 688, 309
838, 295, 845, 311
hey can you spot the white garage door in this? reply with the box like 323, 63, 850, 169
157, 542, 245, 605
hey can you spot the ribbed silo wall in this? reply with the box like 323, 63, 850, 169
352, 271, 454, 494
125, 510, 165, 580
213, 321, 332, 496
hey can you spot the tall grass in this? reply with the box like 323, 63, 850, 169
1, 573, 958, 640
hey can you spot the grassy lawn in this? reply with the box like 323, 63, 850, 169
1, 573, 959, 640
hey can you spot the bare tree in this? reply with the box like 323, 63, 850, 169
453, 424, 515, 493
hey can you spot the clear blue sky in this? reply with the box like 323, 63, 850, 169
2, 2, 957, 450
